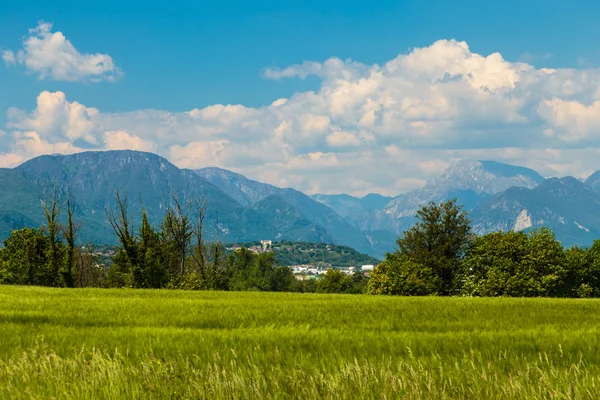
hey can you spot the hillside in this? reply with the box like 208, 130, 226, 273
195, 166, 396, 256
0, 168, 44, 240
228, 240, 381, 268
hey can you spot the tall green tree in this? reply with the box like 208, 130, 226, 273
0, 228, 49, 285
461, 228, 567, 297
60, 192, 77, 288
563, 246, 596, 298
138, 209, 166, 288
519, 228, 566, 297
316, 269, 353, 294
106, 190, 138, 287
395, 199, 472, 295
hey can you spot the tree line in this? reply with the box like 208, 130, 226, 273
368, 199, 600, 298
2, 190, 600, 297
0, 190, 366, 294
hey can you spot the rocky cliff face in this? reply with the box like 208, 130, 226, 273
470, 177, 600, 246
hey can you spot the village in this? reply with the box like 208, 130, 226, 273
226, 240, 376, 280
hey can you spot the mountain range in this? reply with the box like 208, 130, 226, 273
1, 150, 600, 257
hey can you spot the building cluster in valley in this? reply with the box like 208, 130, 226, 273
227, 239, 378, 280
226, 240, 272, 254
290, 264, 375, 280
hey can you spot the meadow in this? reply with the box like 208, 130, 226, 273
1, 286, 600, 399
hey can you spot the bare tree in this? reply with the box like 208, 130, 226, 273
61, 190, 80, 287
212, 209, 223, 273
41, 185, 63, 286
165, 193, 193, 276
106, 190, 137, 265
191, 199, 207, 281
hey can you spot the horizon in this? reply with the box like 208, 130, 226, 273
3, 1, 600, 196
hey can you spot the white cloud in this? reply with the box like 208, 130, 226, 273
3, 21, 121, 82
8, 39, 600, 195
7, 91, 99, 145
537, 99, 600, 142
103, 131, 155, 152
2, 50, 16, 65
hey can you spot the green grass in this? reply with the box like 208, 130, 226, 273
1, 286, 600, 399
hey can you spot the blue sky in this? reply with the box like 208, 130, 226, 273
2, 0, 600, 195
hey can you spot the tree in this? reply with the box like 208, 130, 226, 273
164, 194, 193, 278
395, 199, 472, 295
41, 187, 63, 287
106, 190, 138, 287
189, 200, 212, 287
563, 246, 597, 298
60, 192, 78, 288
316, 269, 355, 294
368, 253, 440, 295
460, 231, 529, 296
461, 228, 567, 297
226, 248, 293, 292
106, 190, 138, 268
0, 228, 49, 285
138, 209, 166, 288
518, 228, 566, 297
75, 245, 106, 288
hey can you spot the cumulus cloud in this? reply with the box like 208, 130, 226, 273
6, 39, 600, 195
3, 21, 121, 82
103, 131, 155, 152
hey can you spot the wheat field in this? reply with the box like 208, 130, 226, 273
1, 286, 600, 399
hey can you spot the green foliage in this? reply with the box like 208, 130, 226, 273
0, 228, 51, 285
226, 248, 294, 292
7, 193, 600, 299
382, 200, 472, 295
315, 269, 368, 294
461, 230, 530, 296
461, 228, 569, 297
368, 253, 440, 295
576, 240, 600, 297
317, 269, 352, 294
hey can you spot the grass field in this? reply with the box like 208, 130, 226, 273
1, 286, 600, 399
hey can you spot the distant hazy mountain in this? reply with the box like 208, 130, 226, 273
250, 195, 334, 243
195, 166, 396, 256
585, 171, 600, 193
310, 193, 392, 226
471, 177, 600, 247
368, 160, 545, 234
194, 167, 281, 206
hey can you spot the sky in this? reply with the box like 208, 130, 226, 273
2, 0, 600, 196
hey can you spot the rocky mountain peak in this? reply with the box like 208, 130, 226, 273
431, 159, 544, 195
